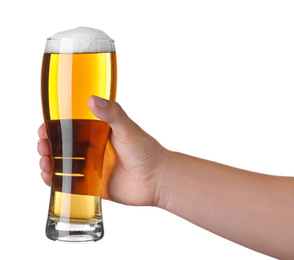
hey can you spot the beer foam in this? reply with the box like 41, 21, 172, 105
45, 27, 115, 53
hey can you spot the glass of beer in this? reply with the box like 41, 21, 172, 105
41, 27, 117, 242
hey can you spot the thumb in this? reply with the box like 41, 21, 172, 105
88, 95, 141, 141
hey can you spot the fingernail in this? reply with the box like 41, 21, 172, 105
93, 96, 108, 108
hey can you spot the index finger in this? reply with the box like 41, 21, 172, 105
38, 123, 48, 139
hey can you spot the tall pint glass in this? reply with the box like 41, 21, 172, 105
41, 27, 117, 242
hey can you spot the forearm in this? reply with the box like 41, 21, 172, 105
158, 151, 294, 259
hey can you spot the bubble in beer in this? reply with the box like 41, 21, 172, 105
45, 26, 115, 54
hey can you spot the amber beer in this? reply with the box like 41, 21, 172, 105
41, 27, 117, 242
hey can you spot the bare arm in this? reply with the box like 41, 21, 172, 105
158, 151, 294, 259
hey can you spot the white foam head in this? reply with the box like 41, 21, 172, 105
45, 27, 115, 53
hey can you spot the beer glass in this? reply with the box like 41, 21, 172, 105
41, 27, 117, 242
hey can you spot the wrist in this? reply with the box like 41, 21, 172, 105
154, 149, 175, 209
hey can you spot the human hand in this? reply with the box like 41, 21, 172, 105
38, 96, 168, 207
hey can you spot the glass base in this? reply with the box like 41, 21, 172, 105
46, 217, 104, 242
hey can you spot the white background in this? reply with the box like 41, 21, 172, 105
0, 0, 293, 259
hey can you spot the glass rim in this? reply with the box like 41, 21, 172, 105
46, 37, 115, 42
44, 37, 115, 53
